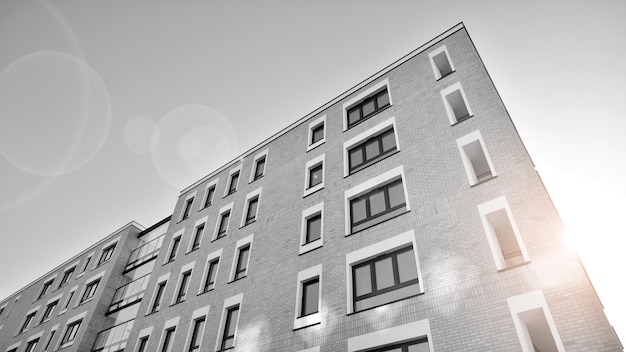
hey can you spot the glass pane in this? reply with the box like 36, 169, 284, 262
351, 197, 367, 224
369, 188, 387, 216
362, 100, 375, 117
223, 338, 234, 350
387, 181, 405, 208
312, 125, 324, 143
237, 248, 249, 272
226, 308, 239, 335
348, 108, 361, 125
408, 341, 430, 352
306, 215, 321, 243
397, 248, 418, 283
349, 147, 363, 168
354, 265, 372, 296
374, 257, 394, 290
309, 165, 322, 187
365, 138, 381, 161
377, 90, 390, 108
255, 159, 265, 177
381, 129, 396, 152
302, 280, 319, 315
247, 199, 258, 220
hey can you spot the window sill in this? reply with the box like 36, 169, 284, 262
347, 291, 424, 316
170, 300, 186, 307
199, 204, 212, 211
470, 175, 497, 187
186, 248, 200, 255
197, 288, 214, 297
348, 209, 409, 237
496, 260, 531, 273
346, 149, 399, 177
303, 185, 324, 198
307, 140, 325, 152
450, 114, 474, 126
293, 311, 321, 330
299, 240, 323, 255
240, 219, 256, 229
223, 191, 237, 198
251, 175, 264, 183
345, 104, 392, 132
228, 276, 247, 284
436, 70, 455, 81
212, 235, 226, 243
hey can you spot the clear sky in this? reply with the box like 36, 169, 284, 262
1, 0, 624, 341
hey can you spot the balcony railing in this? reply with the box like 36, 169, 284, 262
124, 235, 165, 272
92, 320, 134, 352
107, 274, 150, 314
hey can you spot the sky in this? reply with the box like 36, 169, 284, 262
1, 0, 625, 341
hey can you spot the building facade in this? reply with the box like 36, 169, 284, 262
1, 23, 622, 352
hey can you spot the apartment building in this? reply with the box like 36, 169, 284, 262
1, 23, 622, 352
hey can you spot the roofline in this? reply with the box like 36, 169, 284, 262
181, 22, 465, 194
0, 221, 145, 305
138, 215, 171, 238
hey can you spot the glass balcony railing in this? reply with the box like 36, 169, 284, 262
108, 274, 150, 313
92, 320, 134, 352
125, 235, 165, 272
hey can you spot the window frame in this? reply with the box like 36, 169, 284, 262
24, 336, 40, 352
179, 192, 197, 222
201, 178, 219, 209
214, 293, 243, 352
19, 306, 39, 334
347, 319, 434, 352
199, 249, 222, 294
213, 203, 234, 240
441, 81, 473, 125
40, 296, 61, 324
344, 165, 411, 236
249, 148, 269, 183
78, 253, 94, 277
80, 277, 101, 304
303, 154, 325, 197
37, 278, 55, 300
43, 324, 59, 351
307, 115, 326, 151
456, 130, 497, 186
343, 117, 400, 177
345, 230, 424, 314
148, 273, 169, 314
299, 202, 324, 255
58, 264, 77, 288
293, 264, 322, 330
172, 262, 195, 305
165, 229, 184, 264
58, 312, 86, 350
183, 305, 210, 352
134, 327, 152, 352
58, 286, 77, 315
224, 165, 243, 197
158, 317, 179, 352
240, 187, 262, 228
98, 243, 117, 266
343, 79, 392, 131
428, 44, 455, 80
229, 234, 254, 283
188, 218, 207, 253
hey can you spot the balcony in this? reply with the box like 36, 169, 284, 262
107, 274, 150, 314
124, 235, 165, 273
92, 320, 134, 352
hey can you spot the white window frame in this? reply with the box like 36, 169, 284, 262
347, 319, 434, 352
303, 154, 325, 197
40, 294, 63, 323
299, 202, 324, 255
36, 274, 58, 301
428, 44, 455, 80
58, 286, 77, 315
456, 130, 497, 186
25, 331, 44, 351
199, 249, 223, 294
18, 305, 40, 334
343, 117, 400, 177
478, 196, 530, 271
441, 81, 473, 125
183, 305, 210, 352
171, 262, 195, 305
342, 78, 392, 131
42, 323, 59, 351
344, 165, 411, 236
78, 252, 94, 277
307, 115, 327, 151
507, 290, 566, 352
240, 187, 262, 228
157, 316, 180, 352
188, 217, 208, 253
249, 148, 269, 182
97, 236, 120, 267
147, 273, 170, 315
213, 202, 234, 240
164, 229, 185, 264
293, 264, 322, 330
78, 270, 105, 305
6, 342, 21, 352
214, 293, 243, 352
229, 234, 254, 282
201, 178, 219, 209
58, 261, 79, 288
178, 191, 197, 222
56, 310, 87, 350
134, 326, 153, 352
224, 164, 243, 197
345, 230, 424, 314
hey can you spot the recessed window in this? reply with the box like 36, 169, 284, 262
59, 318, 82, 349
40, 300, 58, 324
441, 82, 473, 124
98, 243, 117, 266
215, 295, 243, 352
428, 44, 455, 80
224, 165, 242, 197
299, 202, 324, 255
478, 196, 529, 270
80, 278, 100, 303
175, 271, 192, 304
137, 335, 149, 352
344, 79, 392, 130
166, 233, 182, 263
160, 327, 176, 352
202, 258, 219, 293
246, 198, 258, 224
60, 287, 76, 313
150, 279, 167, 314
294, 264, 322, 330
347, 319, 434, 352
303, 154, 325, 197
343, 117, 400, 177
457, 130, 496, 185
346, 230, 424, 314
180, 196, 195, 221
249, 149, 269, 182
190, 222, 205, 252
345, 167, 410, 235
307, 115, 326, 151
188, 316, 206, 352
24, 339, 40, 352
58, 266, 76, 288
38, 280, 54, 300
230, 234, 254, 282
241, 188, 262, 227
20, 310, 37, 333
202, 179, 218, 209
43, 326, 57, 351
508, 290, 566, 352
80, 253, 93, 274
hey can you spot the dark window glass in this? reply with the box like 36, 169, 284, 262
352, 246, 419, 312
254, 157, 265, 180
300, 277, 319, 317
60, 320, 81, 346
217, 212, 230, 238
176, 271, 191, 303
368, 338, 429, 352
44, 329, 56, 351
234, 245, 250, 280
188, 317, 205, 351
349, 179, 406, 233
20, 312, 36, 333
40, 300, 58, 323
82, 256, 92, 272
348, 128, 397, 174
191, 224, 204, 250
221, 306, 239, 350
203, 259, 219, 292
98, 244, 116, 265
181, 198, 194, 220
245, 198, 258, 225
63, 291, 75, 309
137, 336, 149, 352
24, 338, 39, 352
311, 123, 324, 144
81, 279, 100, 303
347, 88, 391, 128
447, 90, 470, 122
59, 267, 75, 287
161, 327, 175, 352
433, 51, 453, 78
168, 237, 181, 262
228, 172, 239, 194
308, 164, 323, 188
38, 280, 53, 299
204, 186, 215, 208
305, 214, 322, 244
151, 281, 166, 313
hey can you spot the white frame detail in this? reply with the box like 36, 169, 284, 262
165, 229, 185, 264
299, 202, 324, 255
134, 326, 153, 352
56, 310, 87, 350
342, 78, 392, 131
58, 285, 78, 315
345, 230, 424, 314
157, 316, 180, 352
441, 81, 473, 125
171, 261, 195, 305
229, 234, 254, 282
78, 252, 94, 277
58, 261, 79, 288
456, 130, 497, 186
428, 44, 455, 80
199, 249, 223, 294
78, 270, 105, 305
188, 217, 208, 253
240, 187, 262, 228
213, 202, 234, 240
249, 148, 269, 183
201, 178, 219, 209
293, 264, 322, 330
179, 191, 197, 222
97, 236, 121, 267
214, 293, 244, 352
343, 117, 400, 177
183, 305, 210, 352
303, 153, 325, 197
147, 273, 170, 315
307, 115, 327, 151
43, 323, 59, 351
224, 164, 243, 197
18, 305, 40, 334
347, 319, 434, 352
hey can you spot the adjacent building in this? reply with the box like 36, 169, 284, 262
1, 23, 622, 352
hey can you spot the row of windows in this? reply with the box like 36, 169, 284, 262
8, 313, 86, 352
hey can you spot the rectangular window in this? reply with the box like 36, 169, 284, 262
311, 124, 324, 145
347, 88, 391, 129
80, 279, 100, 303
350, 179, 406, 233
253, 157, 265, 180
180, 197, 194, 221
348, 127, 397, 174
20, 311, 36, 333
456, 130, 496, 185
303, 154, 325, 197
221, 306, 239, 350
191, 224, 204, 251
294, 265, 322, 330
60, 319, 82, 348
508, 290, 566, 352
307, 115, 326, 151
203, 185, 216, 208
248, 149, 269, 183
301, 278, 319, 317
441, 82, 473, 124
228, 172, 239, 195
58, 267, 75, 288
241, 188, 262, 228
38, 280, 54, 300
188, 316, 206, 352
299, 201, 325, 254
234, 245, 250, 281
217, 211, 230, 239
202, 258, 219, 292
98, 244, 116, 265
81, 254, 92, 274
309, 165, 322, 187
24, 338, 39, 352
428, 44, 455, 80
161, 327, 175, 352
44, 327, 57, 351
175, 271, 192, 304
246, 198, 258, 225
150, 281, 167, 313
40, 300, 58, 324
306, 214, 321, 244
62, 288, 76, 311
347, 319, 433, 352
167, 235, 182, 263
137, 336, 149, 352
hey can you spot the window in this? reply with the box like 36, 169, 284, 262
43, 326, 57, 351
307, 115, 326, 151
0, 303, 6, 317
137, 336, 149, 352
507, 290, 566, 352
58, 266, 75, 288
225, 166, 241, 196
349, 128, 397, 175
300, 202, 324, 254
59, 319, 82, 348
98, 243, 116, 265
294, 264, 322, 330
188, 316, 205, 351
190, 223, 205, 251
80, 279, 100, 303
203, 184, 216, 208
249, 149, 269, 182
214, 203, 233, 240
241, 188, 262, 227
345, 166, 409, 235
346, 85, 391, 129
441, 82, 473, 124
80, 254, 93, 274
167, 232, 183, 263
456, 130, 496, 185
175, 270, 192, 304
180, 196, 194, 221
303, 154, 325, 197
347, 319, 433, 352
60, 287, 76, 313
150, 280, 167, 313
478, 196, 529, 270
38, 279, 54, 300
24, 338, 39, 352
20, 310, 37, 333
229, 234, 253, 282
428, 44, 455, 80
40, 300, 58, 324
202, 257, 220, 293
346, 230, 424, 314
161, 327, 176, 352
214, 294, 242, 351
